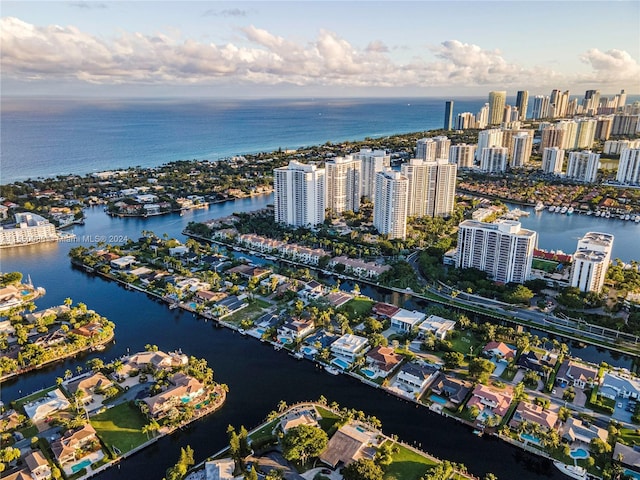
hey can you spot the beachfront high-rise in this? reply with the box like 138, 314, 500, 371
616, 148, 640, 185
542, 147, 565, 175
373, 169, 409, 240
325, 155, 361, 215
456, 220, 537, 284
444, 101, 454, 130
488, 91, 507, 125
401, 159, 456, 218
416, 138, 437, 161
480, 146, 508, 173
274, 160, 325, 227
566, 151, 600, 183
449, 144, 477, 168
516, 91, 529, 120
356, 148, 390, 202
476, 128, 504, 160
570, 232, 614, 293
531, 95, 551, 120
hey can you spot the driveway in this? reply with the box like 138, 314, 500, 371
302, 467, 342, 480
248, 451, 305, 480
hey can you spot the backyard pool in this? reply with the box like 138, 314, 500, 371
332, 358, 350, 370
301, 346, 317, 356
277, 336, 292, 345
570, 448, 589, 459
255, 328, 266, 336
361, 369, 376, 379
624, 469, 640, 480
188, 302, 197, 310
520, 433, 541, 444
71, 459, 92, 474
429, 394, 448, 405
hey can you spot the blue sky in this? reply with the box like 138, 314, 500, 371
2, 1, 639, 97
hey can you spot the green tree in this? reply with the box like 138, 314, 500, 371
282, 425, 328, 466
443, 352, 464, 369
342, 458, 385, 480
468, 357, 496, 382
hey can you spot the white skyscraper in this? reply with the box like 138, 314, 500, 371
325, 155, 361, 215
566, 151, 600, 183
488, 91, 507, 125
476, 128, 504, 160
449, 144, 477, 168
456, 220, 537, 284
373, 169, 409, 240
575, 118, 597, 149
416, 138, 437, 161
510, 132, 533, 168
433, 136, 451, 160
542, 147, 565, 174
274, 161, 325, 227
557, 120, 578, 150
401, 158, 456, 218
480, 147, 508, 173
356, 149, 390, 202
570, 232, 614, 293
476, 103, 490, 129
455, 112, 476, 130
616, 148, 640, 185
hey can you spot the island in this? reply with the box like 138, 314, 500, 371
0, 348, 227, 479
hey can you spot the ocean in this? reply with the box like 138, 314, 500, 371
1, 96, 489, 183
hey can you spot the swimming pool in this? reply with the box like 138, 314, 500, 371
255, 328, 266, 336
361, 369, 376, 379
332, 358, 350, 370
570, 448, 589, 459
278, 336, 292, 344
189, 302, 197, 309
624, 469, 640, 480
301, 346, 317, 356
429, 394, 447, 405
70, 458, 92, 473
520, 433, 541, 444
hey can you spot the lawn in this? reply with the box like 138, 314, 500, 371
91, 402, 148, 454
248, 418, 279, 442
449, 330, 483, 357
13, 385, 60, 411
383, 442, 437, 480
225, 299, 271, 324
339, 298, 374, 318
618, 428, 640, 446
532, 258, 560, 273
316, 407, 342, 434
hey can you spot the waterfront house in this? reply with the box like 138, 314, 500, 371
516, 349, 559, 373
330, 334, 369, 362
67, 373, 113, 405
110, 255, 136, 270
482, 341, 517, 360
395, 362, 439, 394
71, 321, 104, 338
417, 315, 456, 340
562, 417, 608, 444
227, 264, 272, 281
430, 372, 472, 405
319, 423, 379, 468
23, 389, 71, 421
556, 360, 599, 389
51, 423, 99, 466
390, 308, 426, 333
365, 346, 402, 377
144, 372, 206, 418
299, 280, 324, 300
23, 450, 51, 480
598, 372, 640, 400
214, 295, 248, 317
280, 412, 319, 434
466, 384, 514, 418
509, 402, 559, 431
204, 459, 235, 480
372, 302, 401, 319
324, 291, 353, 307
613, 443, 640, 473
195, 290, 227, 304
277, 317, 315, 341
169, 245, 189, 256
117, 350, 189, 379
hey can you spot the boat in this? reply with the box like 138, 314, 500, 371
92, 344, 106, 352
325, 366, 340, 375
595, 211, 601, 217
535, 202, 545, 211
169, 303, 178, 310
290, 352, 304, 360
636, 216, 640, 223
605, 211, 611, 218
238, 328, 246, 336
560, 206, 568, 214
625, 214, 631, 221
553, 462, 586, 479
548, 205, 555, 212
586, 210, 593, 216
472, 429, 483, 437
554, 206, 561, 213
567, 207, 574, 215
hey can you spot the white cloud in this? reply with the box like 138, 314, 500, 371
579, 48, 640, 84
0, 17, 636, 92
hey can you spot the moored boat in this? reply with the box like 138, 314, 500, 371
553, 462, 586, 479
535, 201, 545, 211
560, 206, 568, 214
567, 207, 574, 215
325, 366, 340, 375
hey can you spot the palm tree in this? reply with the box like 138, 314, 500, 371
277, 400, 287, 413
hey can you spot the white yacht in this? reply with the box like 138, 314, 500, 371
553, 462, 586, 479
560, 206, 568, 214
